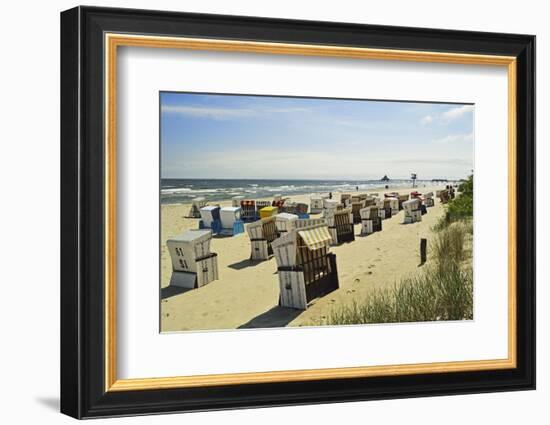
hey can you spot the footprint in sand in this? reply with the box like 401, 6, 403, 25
353, 279, 360, 284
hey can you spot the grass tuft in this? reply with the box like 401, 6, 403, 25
322, 222, 473, 326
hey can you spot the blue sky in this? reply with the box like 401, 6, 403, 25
160, 92, 474, 180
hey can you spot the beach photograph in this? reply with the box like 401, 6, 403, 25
160, 92, 474, 333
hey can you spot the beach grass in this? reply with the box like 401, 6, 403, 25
321, 221, 473, 325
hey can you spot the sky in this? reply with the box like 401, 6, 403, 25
160, 92, 474, 180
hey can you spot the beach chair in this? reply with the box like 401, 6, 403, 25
326, 207, 355, 244
285, 202, 310, 219
199, 206, 221, 234
166, 229, 219, 289
403, 198, 422, 224
186, 197, 207, 218
439, 189, 450, 204
363, 197, 376, 207
449, 186, 456, 199
340, 193, 352, 207
231, 195, 245, 208
246, 216, 279, 261
351, 201, 365, 224
256, 200, 271, 216
218, 206, 245, 236
386, 197, 399, 215
360, 206, 382, 235
376, 199, 392, 220
272, 199, 286, 209
310, 195, 324, 214
275, 212, 299, 234
424, 192, 435, 207
240, 200, 257, 222
259, 206, 278, 219
323, 198, 340, 210
397, 194, 409, 210
272, 219, 339, 310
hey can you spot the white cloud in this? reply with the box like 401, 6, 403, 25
433, 132, 473, 144
161, 105, 310, 120
419, 105, 473, 126
161, 105, 255, 120
441, 105, 474, 122
164, 148, 473, 180
420, 115, 433, 125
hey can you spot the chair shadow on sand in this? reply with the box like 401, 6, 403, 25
238, 305, 301, 329
161, 284, 193, 300
227, 258, 267, 270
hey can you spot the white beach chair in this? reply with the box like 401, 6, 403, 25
272, 219, 339, 310
246, 216, 279, 261
186, 197, 207, 218
275, 212, 299, 234
199, 205, 221, 233
360, 206, 382, 235
424, 192, 435, 207
231, 195, 245, 208
403, 199, 422, 224
386, 197, 399, 215
325, 207, 355, 244
166, 229, 219, 288
310, 195, 324, 214
218, 206, 245, 236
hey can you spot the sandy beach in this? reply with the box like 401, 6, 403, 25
160, 184, 447, 332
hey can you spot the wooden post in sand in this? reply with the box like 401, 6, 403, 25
420, 238, 427, 265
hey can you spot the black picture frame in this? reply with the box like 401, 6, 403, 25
61, 5, 535, 419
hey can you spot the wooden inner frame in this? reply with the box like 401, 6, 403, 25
104, 33, 517, 392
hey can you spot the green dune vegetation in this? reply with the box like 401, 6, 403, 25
322, 176, 474, 325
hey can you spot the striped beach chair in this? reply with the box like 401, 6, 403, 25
272, 219, 339, 310
360, 206, 382, 235
246, 216, 279, 261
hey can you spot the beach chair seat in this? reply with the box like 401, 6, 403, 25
218, 207, 245, 236
256, 200, 271, 213
364, 197, 376, 207
340, 193, 352, 206
323, 198, 340, 210
259, 206, 278, 219
377, 201, 392, 220
360, 206, 382, 235
199, 206, 221, 234
351, 201, 365, 224
328, 208, 355, 244
246, 216, 279, 261
231, 195, 245, 208
186, 197, 207, 218
439, 189, 450, 204
403, 199, 422, 224
310, 195, 324, 214
272, 199, 285, 209
275, 213, 299, 234
167, 229, 218, 289
385, 197, 399, 215
272, 220, 338, 310
397, 194, 409, 210
294, 203, 309, 218
240, 200, 257, 221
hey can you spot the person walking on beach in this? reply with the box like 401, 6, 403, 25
329, 192, 332, 199
356, 186, 359, 191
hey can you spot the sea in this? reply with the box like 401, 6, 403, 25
160, 178, 448, 205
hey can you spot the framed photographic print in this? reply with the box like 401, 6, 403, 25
60, 6, 536, 419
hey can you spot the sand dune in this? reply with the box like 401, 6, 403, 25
160, 185, 446, 332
